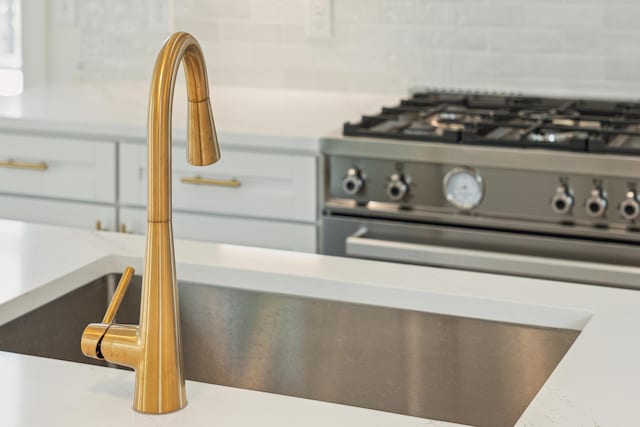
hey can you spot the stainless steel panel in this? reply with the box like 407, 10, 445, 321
0, 274, 579, 427
324, 201, 640, 244
321, 216, 640, 288
322, 133, 640, 178
327, 155, 640, 231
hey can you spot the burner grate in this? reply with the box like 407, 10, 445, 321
343, 90, 640, 155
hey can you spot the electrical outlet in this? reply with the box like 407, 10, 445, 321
53, 0, 76, 25
306, 0, 332, 41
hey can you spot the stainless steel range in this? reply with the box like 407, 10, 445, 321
320, 90, 640, 288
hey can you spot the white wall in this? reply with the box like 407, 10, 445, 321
46, 0, 640, 98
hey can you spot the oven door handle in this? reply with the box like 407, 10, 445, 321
345, 227, 640, 286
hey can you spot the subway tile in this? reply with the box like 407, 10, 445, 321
451, 53, 526, 78
173, 19, 218, 42
348, 71, 411, 95
283, 68, 353, 91
564, 31, 604, 54
333, 0, 387, 25
218, 21, 284, 43
282, 24, 307, 44
414, 52, 452, 85
605, 59, 640, 82
403, 28, 487, 51
196, 0, 252, 20
490, 31, 562, 53
454, 2, 524, 27
524, 55, 604, 80
406, 28, 452, 50
250, 0, 305, 23
603, 6, 640, 29
208, 66, 285, 87
523, 5, 603, 28
251, 45, 313, 69
349, 25, 413, 51
601, 33, 640, 55
381, 0, 453, 26
202, 42, 253, 67
449, 30, 488, 51
174, 0, 198, 19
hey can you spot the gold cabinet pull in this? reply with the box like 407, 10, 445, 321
180, 175, 241, 188
0, 159, 48, 171
95, 220, 110, 231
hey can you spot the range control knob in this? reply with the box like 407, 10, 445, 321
551, 186, 574, 215
620, 191, 640, 220
386, 173, 410, 201
342, 168, 365, 195
585, 188, 608, 217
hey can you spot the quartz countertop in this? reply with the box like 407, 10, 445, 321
0, 82, 398, 153
0, 219, 639, 426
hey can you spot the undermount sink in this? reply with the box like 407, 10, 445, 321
0, 273, 579, 427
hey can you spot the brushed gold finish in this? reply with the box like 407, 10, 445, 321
102, 267, 134, 323
81, 267, 136, 360
148, 33, 220, 222
180, 175, 241, 188
95, 220, 104, 231
81, 32, 220, 414
0, 159, 48, 171
119, 223, 128, 233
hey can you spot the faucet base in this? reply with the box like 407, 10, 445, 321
133, 221, 187, 414
133, 402, 188, 415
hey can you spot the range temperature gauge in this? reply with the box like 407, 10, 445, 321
443, 167, 484, 211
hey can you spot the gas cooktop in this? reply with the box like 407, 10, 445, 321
343, 90, 640, 155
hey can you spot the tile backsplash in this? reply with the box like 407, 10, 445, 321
49, 0, 640, 98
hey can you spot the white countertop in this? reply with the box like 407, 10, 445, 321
0, 82, 397, 153
0, 219, 639, 426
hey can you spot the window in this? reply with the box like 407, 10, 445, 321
0, 0, 22, 95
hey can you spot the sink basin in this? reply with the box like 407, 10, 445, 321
0, 273, 579, 427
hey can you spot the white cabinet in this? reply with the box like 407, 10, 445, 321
0, 131, 318, 252
0, 131, 117, 231
0, 132, 116, 203
121, 207, 316, 253
119, 143, 317, 222
0, 194, 116, 230
118, 141, 318, 251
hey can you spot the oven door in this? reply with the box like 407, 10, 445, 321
321, 215, 640, 289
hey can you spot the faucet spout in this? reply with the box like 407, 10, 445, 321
148, 32, 220, 223
81, 32, 220, 414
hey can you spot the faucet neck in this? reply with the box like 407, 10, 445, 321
146, 32, 218, 222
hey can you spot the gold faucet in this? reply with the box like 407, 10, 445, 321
80, 32, 220, 414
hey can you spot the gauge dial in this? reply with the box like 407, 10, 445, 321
443, 167, 484, 211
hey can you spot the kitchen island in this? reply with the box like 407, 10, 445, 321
0, 219, 638, 426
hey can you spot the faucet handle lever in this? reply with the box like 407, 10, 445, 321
102, 266, 135, 324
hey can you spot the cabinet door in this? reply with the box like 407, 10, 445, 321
120, 207, 317, 253
0, 195, 116, 231
0, 133, 116, 203
120, 143, 317, 222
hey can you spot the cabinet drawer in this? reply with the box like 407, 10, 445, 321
0, 133, 116, 203
120, 207, 317, 253
0, 195, 116, 231
120, 143, 316, 222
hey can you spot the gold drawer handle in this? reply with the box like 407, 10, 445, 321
180, 176, 241, 188
0, 159, 48, 171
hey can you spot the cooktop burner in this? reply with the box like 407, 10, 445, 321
343, 90, 640, 155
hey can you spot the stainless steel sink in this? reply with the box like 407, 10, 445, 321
0, 273, 579, 427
